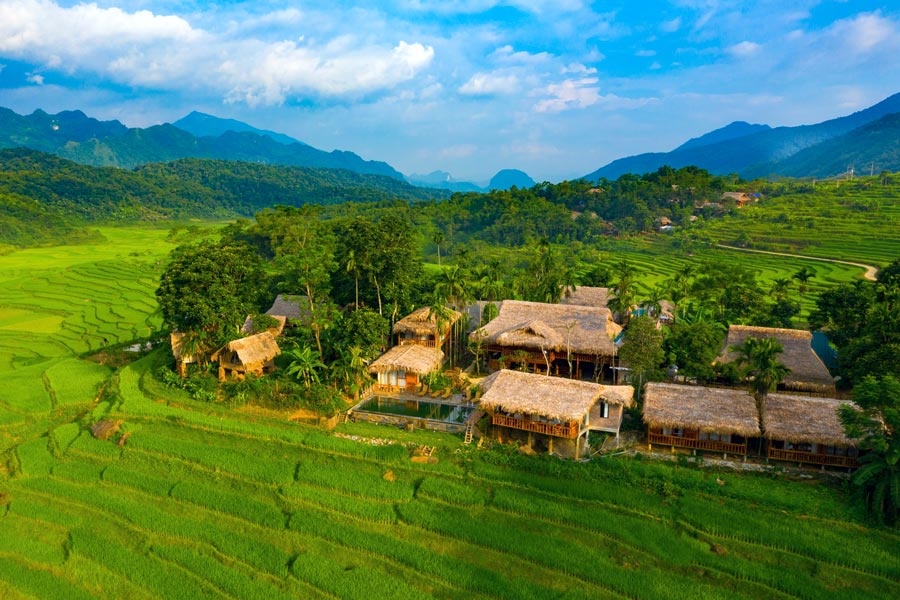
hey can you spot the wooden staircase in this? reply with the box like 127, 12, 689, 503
463, 422, 474, 445
338, 411, 350, 424
463, 409, 484, 445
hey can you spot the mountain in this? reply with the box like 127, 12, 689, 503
173, 111, 301, 146
586, 92, 900, 180
674, 121, 770, 151
406, 171, 484, 192
0, 147, 446, 245
749, 112, 900, 178
0, 107, 404, 180
488, 169, 536, 190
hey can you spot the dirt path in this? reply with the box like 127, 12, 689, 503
715, 244, 878, 281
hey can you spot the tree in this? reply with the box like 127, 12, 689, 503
729, 336, 790, 434
428, 295, 456, 365
432, 231, 445, 266
608, 261, 638, 325
841, 375, 900, 525
663, 321, 724, 383
617, 315, 664, 399
284, 345, 326, 389
156, 240, 267, 359
332, 308, 389, 361
330, 345, 369, 400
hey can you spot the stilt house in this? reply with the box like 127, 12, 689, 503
213, 332, 281, 381
368, 344, 444, 394
765, 394, 859, 468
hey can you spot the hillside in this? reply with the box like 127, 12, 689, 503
586, 92, 900, 180
0, 106, 404, 179
173, 111, 301, 145
0, 148, 445, 245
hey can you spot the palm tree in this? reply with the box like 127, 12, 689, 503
432, 231, 445, 266
345, 249, 360, 310
285, 345, 326, 389
428, 296, 455, 365
770, 278, 792, 302
730, 336, 790, 437
331, 345, 369, 399
793, 267, 815, 296
436, 265, 472, 312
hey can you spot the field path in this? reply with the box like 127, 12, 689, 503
715, 244, 879, 281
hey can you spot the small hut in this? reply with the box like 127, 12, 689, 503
265, 294, 312, 327
368, 344, 444, 393
170, 332, 196, 378
718, 325, 836, 394
471, 300, 622, 381
392, 306, 462, 356
213, 332, 281, 381
478, 369, 635, 458
642, 383, 760, 457
765, 394, 859, 468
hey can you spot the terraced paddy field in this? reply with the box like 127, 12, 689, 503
695, 180, 900, 267
1, 224, 899, 598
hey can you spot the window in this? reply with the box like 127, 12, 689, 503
599, 402, 609, 419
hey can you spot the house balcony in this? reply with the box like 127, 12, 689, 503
768, 447, 858, 468
647, 431, 747, 455
398, 338, 436, 348
492, 414, 579, 439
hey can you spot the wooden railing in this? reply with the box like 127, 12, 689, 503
373, 383, 411, 394
648, 432, 747, 455
768, 447, 858, 468
398, 338, 436, 348
492, 414, 579, 438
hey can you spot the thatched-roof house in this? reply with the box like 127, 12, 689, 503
718, 325, 836, 394
560, 286, 610, 309
170, 332, 196, 377
479, 369, 634, 458
471, 300, 622, 381
213, 332, 281, 381
765, 394, 859, 467
643, 383, 760, 457
368, 344, 444, 393
392, 306, 462, 356
240, 314, 287, 337
265, 294, 312, 326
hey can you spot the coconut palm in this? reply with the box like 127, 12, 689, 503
730, 336, 790, 435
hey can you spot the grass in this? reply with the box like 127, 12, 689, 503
0, 222, 899, 598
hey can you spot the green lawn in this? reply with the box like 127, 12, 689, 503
1, 224, 899, 598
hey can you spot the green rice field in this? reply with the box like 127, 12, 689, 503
1, 225, 899, 598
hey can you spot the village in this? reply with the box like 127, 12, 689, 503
170, 283, 858, 471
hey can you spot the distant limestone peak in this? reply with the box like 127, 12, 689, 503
489, 169, 536, 190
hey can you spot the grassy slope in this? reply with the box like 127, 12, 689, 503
0, 225, 898, 598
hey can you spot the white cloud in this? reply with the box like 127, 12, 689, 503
636, 49, 656, 57
660, 17, 682, 33
562, 62, 597, 75
727, 40, 761, 58
0, 0, 434, 104
459, 71, 519, 96
490, 45, 553, 65
25, 72, 43, 85
650, 61, 662, 70
533, 77, 601, 112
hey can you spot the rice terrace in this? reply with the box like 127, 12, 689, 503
0, 216, 898, 599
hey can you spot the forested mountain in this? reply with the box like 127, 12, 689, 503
586, 92, 900, 179
0, 106, 404, 179
489, 169, 536, 190
0, 148, 445, 246
172, 111, 301, 145
747, 112, 900, 178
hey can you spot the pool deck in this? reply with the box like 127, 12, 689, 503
347, 392, 477, 433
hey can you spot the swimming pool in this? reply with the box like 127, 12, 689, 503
350, 395, 474, 431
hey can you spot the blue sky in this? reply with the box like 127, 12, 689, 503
1, 1, 899, 182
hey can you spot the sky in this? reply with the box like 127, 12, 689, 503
1, 1, 899, 183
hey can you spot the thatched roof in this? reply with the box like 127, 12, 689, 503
471, 300, 621, 356
265, 294, 311, 323
368, 344, 444, 375
478, 369, 633, 422
217, 332, 281, 366
718, 325, 835, 392
642, 382, 761, 437
241, 314, 287, 337
392, 306, 462, 336
765, 394, 858, 447
560, 286, 609, 309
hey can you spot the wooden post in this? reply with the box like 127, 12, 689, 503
548, 436, 554, 454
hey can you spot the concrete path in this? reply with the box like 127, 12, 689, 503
715, 244, 878, 281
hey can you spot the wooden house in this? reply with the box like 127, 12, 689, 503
213, 332, 281, 381
478, 369, 635, 458
392, 306, 462, 356
367, 344, 444, 394
642, 383, 760, 458
718, 325, 836, 394
470, 300, 622, 381
722, 192, 754, 208
170, 331, 196, 378
765, 394, 859, 468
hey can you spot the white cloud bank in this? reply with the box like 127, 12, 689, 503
0, 0, 434, 105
